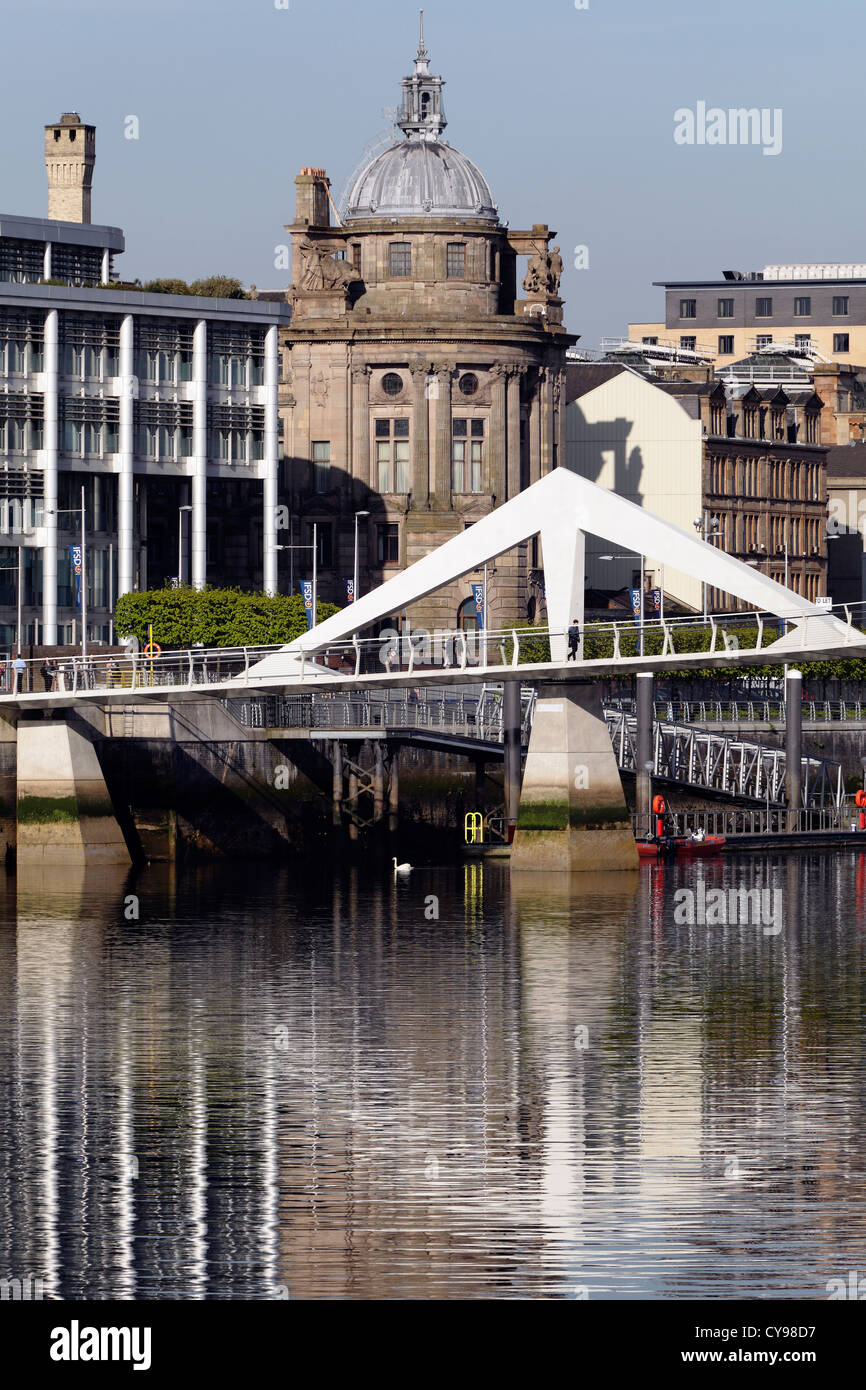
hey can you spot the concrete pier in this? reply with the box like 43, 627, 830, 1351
16, 721, 131, 865
511, 682, 638, 872
636, 673, 654, 830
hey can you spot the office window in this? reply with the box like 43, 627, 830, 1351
452, 418, 485, 493
389, 243, 412, 277
717, 298, 734, 318
756, 334, 773, 348
718, 335, 734, 355
312, 441, 330, 493
679, 299, 696, 319
680, 336, 696, 351
308, 523, 333, 569
376, 419, 410, 493
755, 297, 773, 317
641, 336, 658, 345
834, 333, 850, 353
794, 297, 811, 317
833, 296, 849, 316
447, 244, 466, 278
377, 523, 399, 566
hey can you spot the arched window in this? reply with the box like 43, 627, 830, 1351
458, 597, 479, 631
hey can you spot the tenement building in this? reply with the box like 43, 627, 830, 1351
0, 114, 288, 649
279, 23, 576, 633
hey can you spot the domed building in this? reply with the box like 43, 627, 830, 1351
279, 19, 576, 635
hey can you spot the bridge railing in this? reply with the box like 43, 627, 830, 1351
2, 601, 863, 697
632, 806, 863, 839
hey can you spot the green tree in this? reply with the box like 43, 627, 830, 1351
188, 275, 247, 300
142, 278, 190, 295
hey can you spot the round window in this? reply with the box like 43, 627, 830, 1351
459, 373, 479, 397
382, 372, 404, 397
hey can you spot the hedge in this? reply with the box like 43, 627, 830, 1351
115, 586, 340, 649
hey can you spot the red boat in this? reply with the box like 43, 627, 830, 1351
637, 835, 727, 860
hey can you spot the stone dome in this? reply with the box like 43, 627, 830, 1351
345, 137, 498, 223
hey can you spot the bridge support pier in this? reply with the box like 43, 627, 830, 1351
16, 720, 131, 865
636, 673, 654, 834
373, 744, 385, 825
786, 669, 802, 831
503, 680, 522, 843
511, 682, 638, 873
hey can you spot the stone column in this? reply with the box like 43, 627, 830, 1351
192, 318, 208, 590
541, 366, 555, 475
432, 367, 452, 506
410, 363, 430, 508
489, 365, 507, 504
263, 323, 279, 596
42, 309, 59, 644
529, 372, 542, 484
506, 366, 522, 500
554, 371, 566, 470
351, 365, 371, 495
118, 314, 135, 600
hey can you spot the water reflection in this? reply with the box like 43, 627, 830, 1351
1, 852, 865, 1299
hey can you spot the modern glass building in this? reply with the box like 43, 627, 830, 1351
0, 117, 289, 648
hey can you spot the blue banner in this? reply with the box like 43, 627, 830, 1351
68, 545, 82, 612
628, 588, 642, 619
301, 580, 314, 631
345, 578, 355, 605
472, 582, 485, 625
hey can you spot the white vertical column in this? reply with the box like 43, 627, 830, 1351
263, 323, 279, 596
118, 315, 135, 597
43, 243, 52, 281
192, 319, 208, 590
42, 310, 59, 644
101, 248, 110, 285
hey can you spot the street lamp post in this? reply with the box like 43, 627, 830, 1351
353, 510, 370, 631
275, 526, 318, 625
694, 514, 722, 618
599, 551, 646, 656
45, 487, 88, 657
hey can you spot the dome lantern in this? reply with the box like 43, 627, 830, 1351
399, 10, 447, 141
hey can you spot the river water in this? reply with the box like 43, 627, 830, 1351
1, 849, 864, 1301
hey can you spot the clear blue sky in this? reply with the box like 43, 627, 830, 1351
1, 0, 859, 349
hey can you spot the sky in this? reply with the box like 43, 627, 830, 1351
1, 0, 861, 350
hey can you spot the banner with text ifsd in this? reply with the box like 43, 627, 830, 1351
301, 581, 314, 631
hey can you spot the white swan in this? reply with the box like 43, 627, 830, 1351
392, 857, 412, 875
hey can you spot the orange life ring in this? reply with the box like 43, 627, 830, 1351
856, 790, 866, 808
652, 795, 666, 814
143, 642, 162, 658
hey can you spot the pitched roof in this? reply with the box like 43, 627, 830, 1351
826, 441, 866, 478
565, 363, 625, 402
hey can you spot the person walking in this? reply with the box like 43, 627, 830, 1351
567, 617, 581, 662
12, 652, 27, 694
40, 658, 54, 692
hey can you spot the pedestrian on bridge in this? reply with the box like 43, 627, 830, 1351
567, 618, 581, 662
12, 653, 26, 694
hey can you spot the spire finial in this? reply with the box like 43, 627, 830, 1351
418, 9, 427, 59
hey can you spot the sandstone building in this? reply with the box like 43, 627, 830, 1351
279, 22, 576, 634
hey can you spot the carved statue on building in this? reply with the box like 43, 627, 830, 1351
548, 247, 564, 297
523, 248, 549, 296
297, 236, 362, 293
523, 242, 564, 298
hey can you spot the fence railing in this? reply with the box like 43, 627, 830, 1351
632, 807, 863, 839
